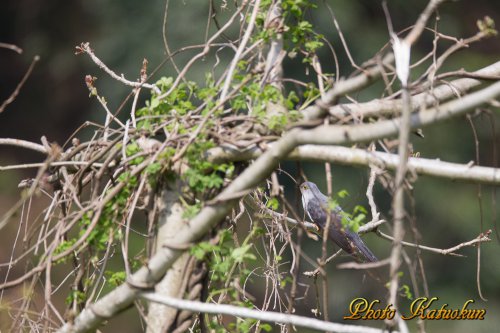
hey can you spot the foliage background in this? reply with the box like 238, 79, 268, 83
1, 0, 499, 332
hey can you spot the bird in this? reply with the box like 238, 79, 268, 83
299, 181, 377, 263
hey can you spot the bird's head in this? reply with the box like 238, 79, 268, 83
300, 181, 328, 207
300, 181, 320, 207
299, 181, 316, 193
299, 181, 321, 195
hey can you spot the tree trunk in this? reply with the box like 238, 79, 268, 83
146, 184, 190, 333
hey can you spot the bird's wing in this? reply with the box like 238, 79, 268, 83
305, 187, 377, 262
325, 210, 355, 255
328, 208, 378, 262
345, 230, 378, 262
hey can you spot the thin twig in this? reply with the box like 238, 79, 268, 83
0, 55, 40, 113
376, 229, 491, 256
0, 42, 23, 54
0, 138, 48, 154
76, 43, 160, 94
219, 0, 261, 102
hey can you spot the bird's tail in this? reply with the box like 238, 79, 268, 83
348, 231, 378, 262
356, 238, 378, 262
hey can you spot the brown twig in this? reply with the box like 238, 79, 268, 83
0, 55, 39, 113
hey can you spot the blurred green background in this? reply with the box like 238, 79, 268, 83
1, 0, 499, 332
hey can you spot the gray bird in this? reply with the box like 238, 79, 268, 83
300, 181, 377, 262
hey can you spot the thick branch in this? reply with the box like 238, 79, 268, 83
146, 185, 190, 333
295, 80, 500, 144
388, 77, 412, 318
208, 145, 500, 185
330, 60, 500, 118
302, 54, 394, 120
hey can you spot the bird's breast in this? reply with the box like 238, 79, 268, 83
307, 201, 328, 228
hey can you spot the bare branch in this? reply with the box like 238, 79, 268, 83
0, 138, 48, 154
219, 0, 261, 102
244, 195, 317, 231
388, 42, 412, 319
0, 42, 23, 54
404, 0, 447, 46
302, 53, 395, 120
140, 292, 398, 333
330, 58, 500, 119
377, 229, 492, 256
147, 185, 191, 333
76, 43, 160, 94
295, 80, 500, 145
366, 156, 381, 220
0, 161, 104, 172
156, 4, 248, 100
0, 55, 39, 113
208, 144, 500, 185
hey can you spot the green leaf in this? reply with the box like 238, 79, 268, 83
328, 198, 339, 211
400, 284, 413, 300
354, 205, 367, 215
337, 189, 349, 198
266, 197, 279, 210
190, 241, 218, 260
183, 202, 201, 219
231, 244, 256, 263
125, 142, 140, 157
106, 271, 126, 286
65, 290, 86, 305
260, 323, 273, 332
146, 162, 162, 176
